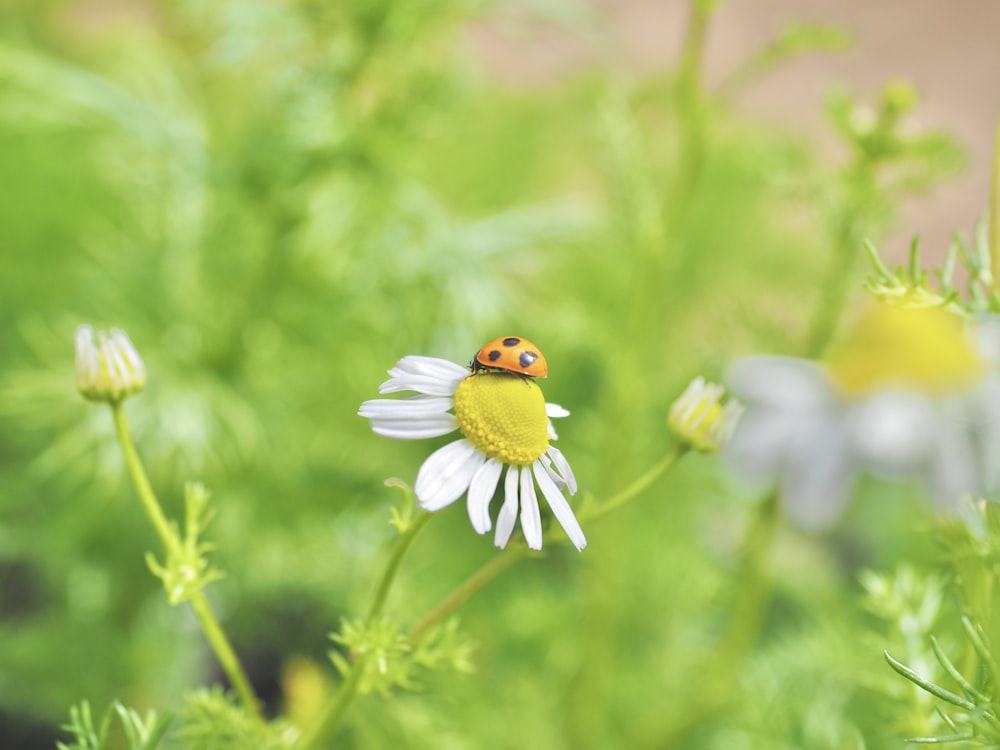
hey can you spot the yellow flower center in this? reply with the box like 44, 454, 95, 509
453, 373, 550, 465
826, 305, 984, 398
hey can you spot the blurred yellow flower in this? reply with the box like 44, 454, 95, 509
826, 305, 984, 398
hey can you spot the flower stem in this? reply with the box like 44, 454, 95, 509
366, 511, 433, 623
300, 649, 369, 750
110, 402, 182, 559
584, 445, 688, 524
408, 447, 689, 645
990, 105, 1000, 290
300, 510, 433, 749
671, 0, 713, 221
409, 546, 531, 643
637, 490, 779, 747
109, 402, 262, 722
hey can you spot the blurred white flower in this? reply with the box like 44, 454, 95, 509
725, 306, 998, 528
359, 356, 585, 551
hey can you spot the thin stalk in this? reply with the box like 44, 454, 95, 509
110, 402, 261, 721
714, 490, 779, 661
366, 512, 432, 623
676, 0, 712, 105
301, 650, 369, 750
637, 491, 779, 748
990, 106, 1000, 289
409, 547, 531, 643
111, 403, 182, 559
301, 510, 433, 749
584, 445, 688, 524
670, 0, 713, 226
408, 445, 690, 645
804, 204, 866, 357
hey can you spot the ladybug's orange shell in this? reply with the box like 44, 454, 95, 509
473, 336, 548, 377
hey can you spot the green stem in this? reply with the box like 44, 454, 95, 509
409, 546, 531, 643
637, 491, 779, 748
990, 105, 1000, 290
302, 649, 369, 750
187, 593, 261, 714
716, 490, 779, 660
111, 403, 182, 559
110, 402, 262, 722
805, 220, 862, 357
584, 445, 688, 524
301, 510, 433, 749
407, 446, 690, 646
676, 0, 712, 105
670, 0, 713, 224
366, 512, 433, 623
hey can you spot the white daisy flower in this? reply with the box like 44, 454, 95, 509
724, 306, 998, 529
358, 356, 586, 551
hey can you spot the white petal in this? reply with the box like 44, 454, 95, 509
727, 357, 833, 408
547, 420, 559, 441
359, 396, 453, 418
369, 415, 458, 440
495, 466, 520, 549
780, 417, 857, 529
360, 396, 457, 439
379, 356, 469, 396
391, 355, 470, 379
725, 406, 824, 481
538, 453, 567, 491
519, 466, 543, 550
545, 403, 569, 439
926, 407, 981, 509
546, 403, 570, 418
467, 458, 503, 535
976, 314, 1000, 367
545, 445, 577, 495
533, 461, 586, 550
970, 375, 1000, 494
415, 439, 484, 511
847, 392, 939, 478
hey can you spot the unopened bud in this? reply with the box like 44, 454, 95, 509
75, 325, 147, 403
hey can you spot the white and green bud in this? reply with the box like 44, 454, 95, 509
75, 325, 147, 403
668, 377, 743, 454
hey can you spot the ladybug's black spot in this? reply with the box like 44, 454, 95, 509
502, 337, 521, 347
519, 351, 538, 368
488, 350, 502, 362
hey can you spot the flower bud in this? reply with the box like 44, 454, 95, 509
668, 377, 743, 453
75, 325, 147, 403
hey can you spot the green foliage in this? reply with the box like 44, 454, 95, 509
330, 616, 472, 697
145, 482, 224, 606
865, 220, 1000, 316
169, 689, 296, 750
57, 700, 172, 750
0, 0, 992, 749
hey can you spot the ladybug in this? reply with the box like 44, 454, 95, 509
470, 336, 548, 378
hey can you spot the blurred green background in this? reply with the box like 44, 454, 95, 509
0, 1, 991, 748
